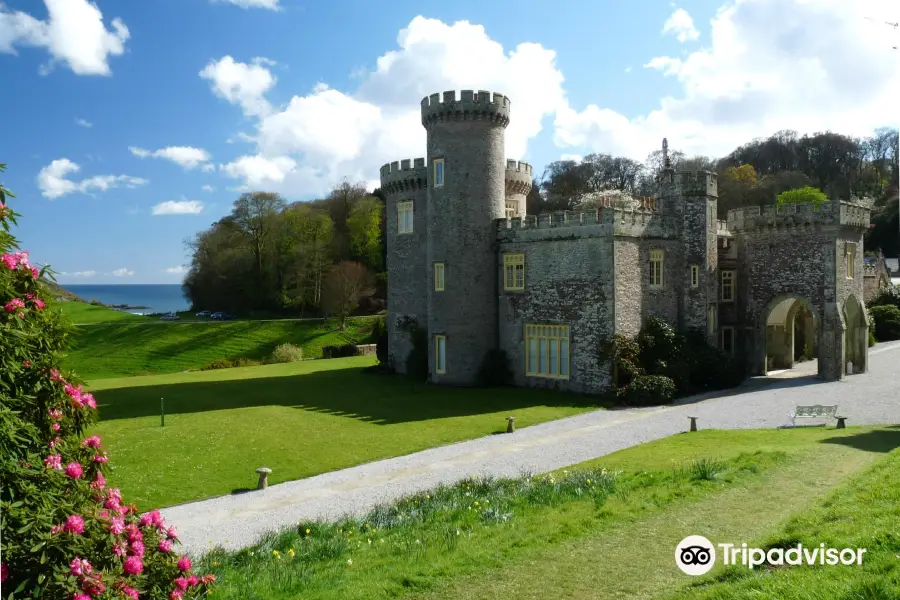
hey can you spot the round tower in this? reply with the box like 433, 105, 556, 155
505, 160, 532, 218
380, 158, 428, 373
422, 89, 510, 384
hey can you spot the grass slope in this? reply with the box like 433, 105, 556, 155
197, 427, 900, 600
87, 358, 599, 508
63, 317, 374, 379
57, 301, 145, 324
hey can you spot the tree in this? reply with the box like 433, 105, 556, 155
321, 261, 375, 330
346, 196, 383, 272
231, 191, 286, 300
0, 163, 214, 599
776, 186, 829, 207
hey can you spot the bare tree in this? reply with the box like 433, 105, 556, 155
321, 261, 375, 330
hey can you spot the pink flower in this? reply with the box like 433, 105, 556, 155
44, 454, 63, 470
63, 515, 85, 535
16, 311, 24, 319
1, 563, 8, 582
110, 516, 125, 535
166, 526, 178, 540
30, 266, 39, 278
82, 435, 102, 448
90, 472, 106, 491
121, 587, 139, 600
113, 542, 127, 557
174, 577, 189, 591
65, 384, 84, 406
130, 540, 145, 557
0, 254, 15, 269
4, 298, 25, 312
33, 298, 46, 310
49, 436, 61, 449
49, 409, 63, 420
52, 423, 61, 432
158, 539, 173, 553
72, 594, 91, 600
81, 393, 97, 409
177, 556, 191, 573
69, 557, 92, 577
93, 453, 109, 464
200, 574, 216, 585
65, 462, 84, 479
186, 575, 199, 587
23, 359, 31, 368
169, 590, 183, 600
122, 556, 143, 576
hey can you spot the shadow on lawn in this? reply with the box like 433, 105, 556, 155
93, 366, 602, 424
819, 425, 900, 454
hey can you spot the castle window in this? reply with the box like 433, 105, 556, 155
690, 265, 699, 288
721, 326, 735, 355
397, 201, 414, 234
649, 249, 664, 289
503, 253, 525, 291
434, 159, 445, 188
721, 270, 735, 303
707, 303, 717, 337
505, 201, 517, 219
525, 324, 570, 379
434, 262, 445, 291
434, 335, 446, 374
846, 243, 856, 279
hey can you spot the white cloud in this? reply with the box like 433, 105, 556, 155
151, 200, 204, 215
37, 158, 147, 199
110, 268, 134, 277
662, 8, 700, 42
211, 17, 567, 196
0, 0, 129, 76
75, 117, 92, 128
129, 146, 212, 170
201, 184, 215, 192
200, 56, 276, 117
211, 0, 280, 9
560, 154, 583, 163
62, 270, 97, 277
554, 0, 900, 160
165, 266, 188, 275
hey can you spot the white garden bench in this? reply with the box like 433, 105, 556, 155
788, 405, 841, 427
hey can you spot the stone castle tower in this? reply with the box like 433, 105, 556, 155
381, 91, 871, 392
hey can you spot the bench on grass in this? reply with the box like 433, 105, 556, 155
788, 405, 839, 427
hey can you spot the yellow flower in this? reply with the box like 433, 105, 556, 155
305, 528, 311, 535
212, 561, 219, 567
347, 558, 353, 566
288, 549, 295, 558
367, 538, 372, 545
273, 550, 280, 559
372, 529, 377, 534
474, 501, 479, 506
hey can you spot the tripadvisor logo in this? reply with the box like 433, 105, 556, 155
675, 536, 867, 575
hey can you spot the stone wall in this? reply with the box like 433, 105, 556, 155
613, 238, 682, 336
497, 236, 615, 394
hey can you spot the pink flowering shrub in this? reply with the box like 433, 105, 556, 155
0, 163, 214, 599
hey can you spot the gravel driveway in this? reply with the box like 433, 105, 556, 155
162, 341, 900, 556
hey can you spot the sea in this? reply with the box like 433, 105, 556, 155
63, 284, 191, 315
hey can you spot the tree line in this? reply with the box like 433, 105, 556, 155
529, 128, 898, 254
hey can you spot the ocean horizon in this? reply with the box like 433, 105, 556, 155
62, 284, 191, 315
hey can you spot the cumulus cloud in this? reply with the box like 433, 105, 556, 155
208, 3, 899, 196
75, 117, 92, 128
37, 158, 147, 199
200, 55, 276, 117
0, 0, 129, 76
662, 8, 700, 42
201, 184, 215, 192
211, 0, 280, 9
110, 268, 134, 277
129, 146, 212, 170
151, 200, 204, 215
61, 270, 97, 277
165, 266, 188, 274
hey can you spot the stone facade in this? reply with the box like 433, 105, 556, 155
380, 90, 874, 394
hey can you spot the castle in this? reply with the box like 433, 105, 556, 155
380, 90, 873, 394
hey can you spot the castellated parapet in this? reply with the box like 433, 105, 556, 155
505, 160, 533, 195
726, 197, 873, 232
421, 90, 511, 127
495, 208, 680, 243
379, 158, 427, 194
677, 170, 718, 198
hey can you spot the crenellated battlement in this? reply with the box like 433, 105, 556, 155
677, 170, 718, 197
379, 158, 427, 195
495, 207, 679, 243
863, 263, 878, 277
421, 90, 511, 128
505, 159, 533, 196
726, 198, 873, 232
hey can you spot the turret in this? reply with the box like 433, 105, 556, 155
505, 160, 532, 218
423, 90, 510, 384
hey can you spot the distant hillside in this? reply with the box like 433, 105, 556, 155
40, 278, 79, 301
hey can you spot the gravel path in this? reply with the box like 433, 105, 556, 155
162, 341, 900, 556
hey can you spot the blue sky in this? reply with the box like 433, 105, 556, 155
1, 0, 896, 283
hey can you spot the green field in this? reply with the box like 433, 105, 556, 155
87, 357, 600, 508
197, 426, 900, 600
57, 300, 146, 324
63, 317, 375, 379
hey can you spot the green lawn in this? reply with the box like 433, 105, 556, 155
197, 426, 900, 600
63, 317, 374, 379
57, 300, 146, 324
87, 357, 601, 508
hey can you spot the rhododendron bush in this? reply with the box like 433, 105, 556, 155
0, 164, 213, 599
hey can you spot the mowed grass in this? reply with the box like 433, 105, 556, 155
87, 357, 600, 508
197, 427, 900, 600
57, 300, 146, 324
63, 317, 374, 379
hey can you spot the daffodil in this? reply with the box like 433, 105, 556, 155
305, 528, 311, 535
288, 548, 295, 558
